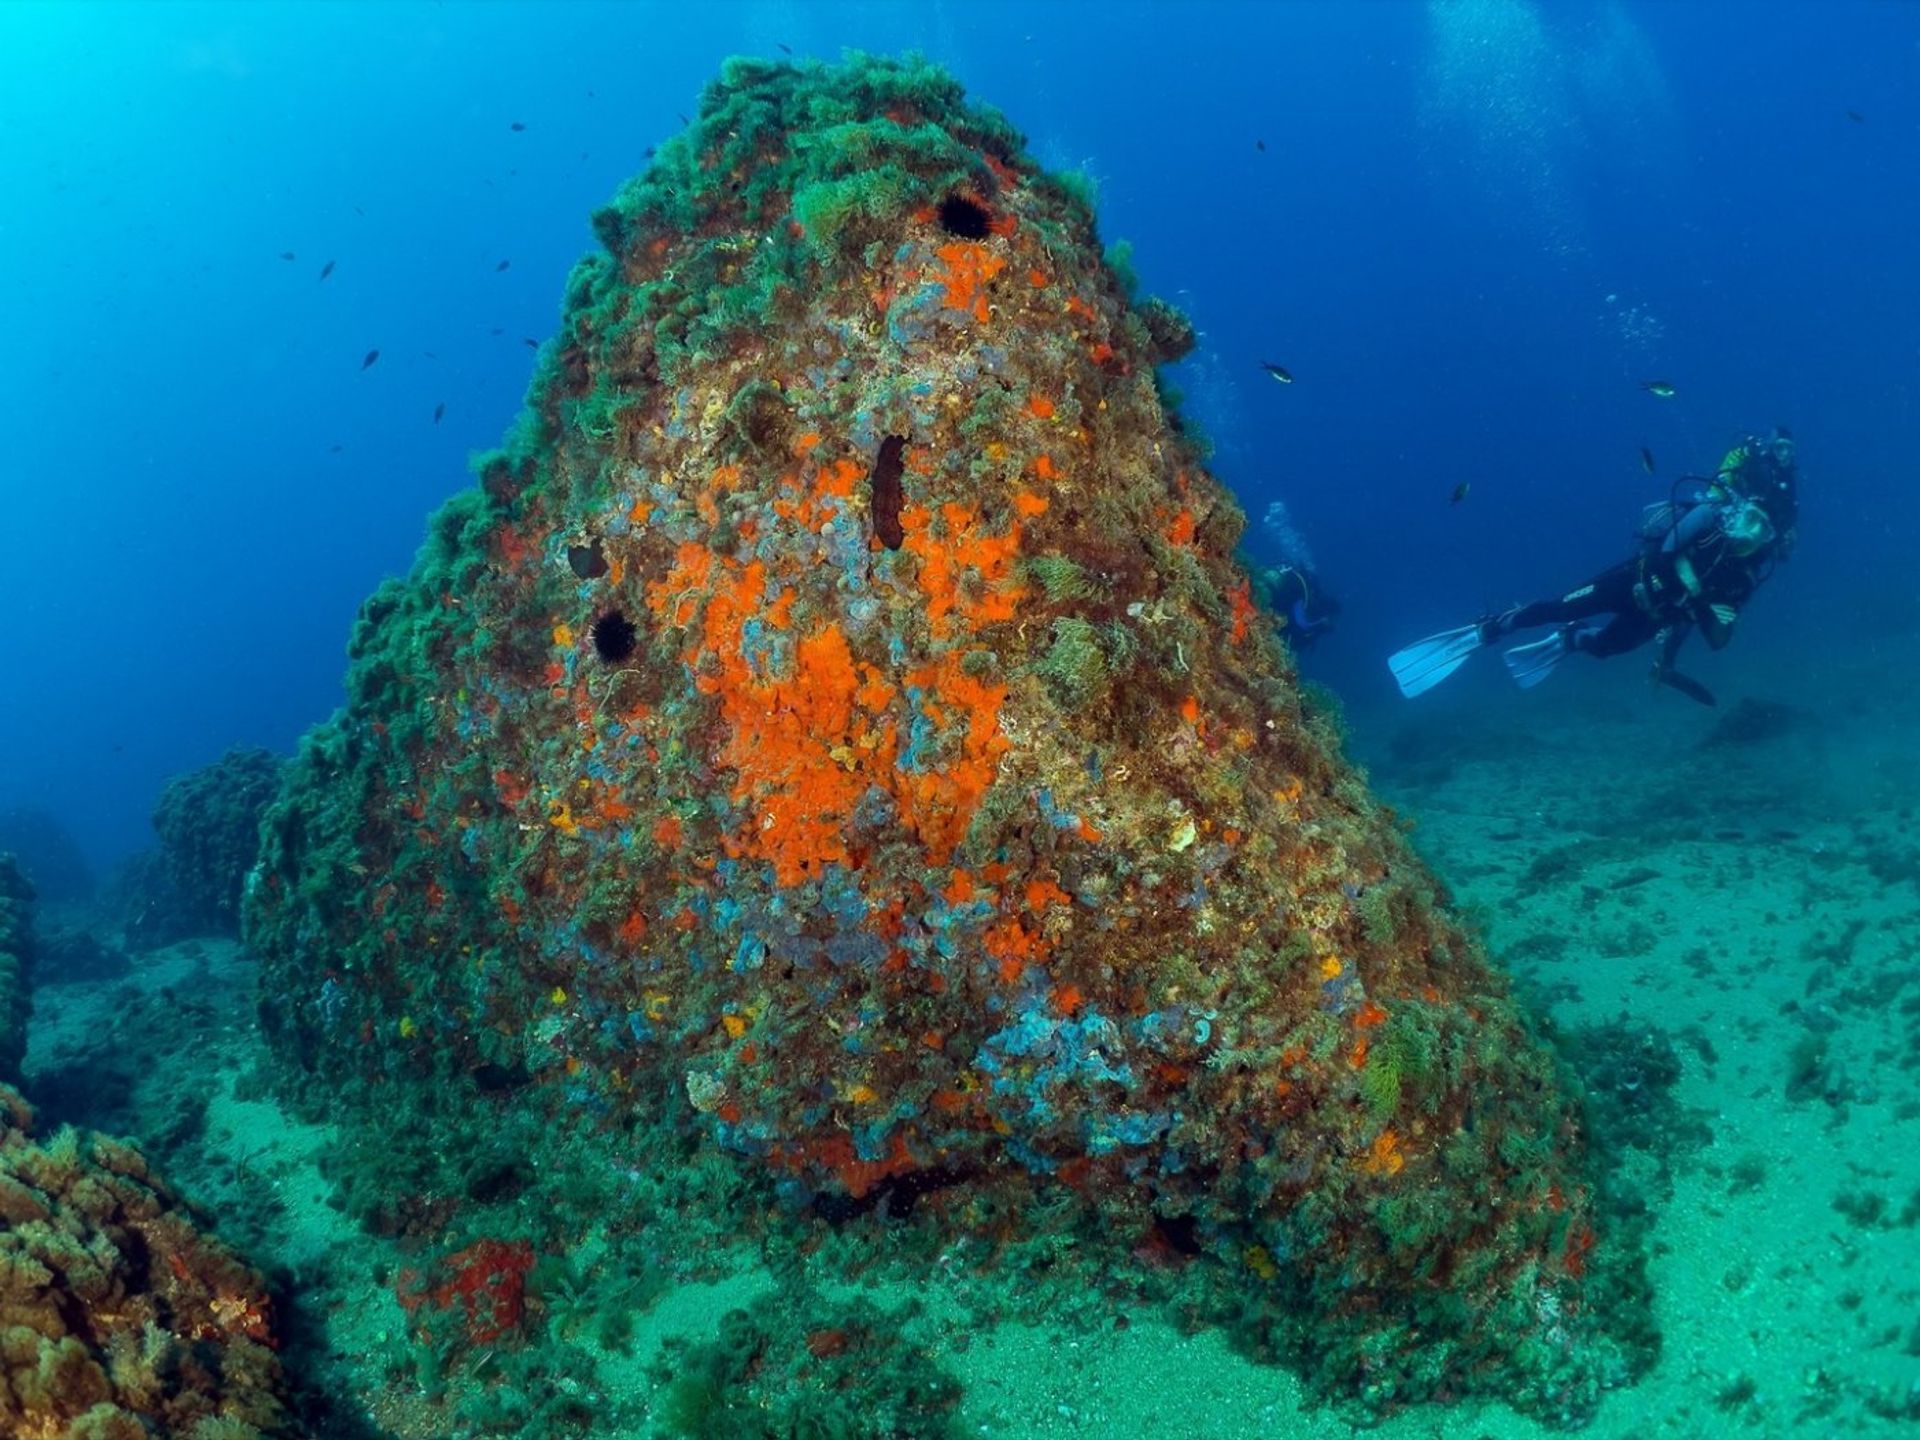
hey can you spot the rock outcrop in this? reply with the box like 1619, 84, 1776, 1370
249, 54, 1638, 1419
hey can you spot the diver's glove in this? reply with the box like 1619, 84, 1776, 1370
1699, 602, 1739, 650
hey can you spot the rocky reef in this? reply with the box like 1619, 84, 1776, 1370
132, 748, 285, 947
648, 1282, 965, 1438
249, 53, 1642, 1420
0, 808, 94, 906
0, 1083, 290, 1438
0, 855, 34, 1086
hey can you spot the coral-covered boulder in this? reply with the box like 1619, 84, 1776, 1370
138, 747, 284, 945
0, 1084, 290, 1438
250, 54, 1637, 1418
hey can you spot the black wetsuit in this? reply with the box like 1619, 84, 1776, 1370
1493, 496, 1778, 672
1502, 560, 1664, 657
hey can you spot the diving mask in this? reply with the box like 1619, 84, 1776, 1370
1721, 498, 1775, 555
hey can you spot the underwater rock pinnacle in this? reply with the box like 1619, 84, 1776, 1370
251, 53, 1638, 1419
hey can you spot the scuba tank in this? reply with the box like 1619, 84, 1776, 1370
1636, 475, 1715, 553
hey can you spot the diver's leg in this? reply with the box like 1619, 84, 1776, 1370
1653, 623, 1689, 673
1487, 563, 1638, 637
1650, 623, 1716, 705
1573, 612, 1658, 659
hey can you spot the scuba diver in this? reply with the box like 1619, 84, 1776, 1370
1388, 427, 1799, 707
1261, 561, 1341, 651
1252, 498, 1340, 651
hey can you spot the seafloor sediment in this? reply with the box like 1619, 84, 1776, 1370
246, 53, 1642, 1423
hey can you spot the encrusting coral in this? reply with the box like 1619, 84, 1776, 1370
249, 53, 1647, 1421
0, 1083, 291, 1438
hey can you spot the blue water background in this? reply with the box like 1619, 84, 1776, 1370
1, 0, 1914, 869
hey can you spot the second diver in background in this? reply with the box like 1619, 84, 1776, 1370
1260, 560, 1341, 652
1388, 428, 1800, 707
1253, 499, 1341, 652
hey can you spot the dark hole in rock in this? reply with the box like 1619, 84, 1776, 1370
937, 193, 992, 239
882, 1163, 969, 1219
811, 1163, 972, 1225
812, 1188, 872, 1224
1155, 1213, 1204, 1256
471, 1062, 530, 1093
567, 540, 609, 579
869, 434, 908, 550
467, 1160, 529, 1204
592, 611, 638, 663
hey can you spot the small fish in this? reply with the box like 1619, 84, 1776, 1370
360, 348, 380, 370
1846, 109, 1864, 124
523, 337, 539, 348
1639, 445, 1656, 474
278, 251, 296, 261
776, 42, 792, 55
1451, 482, 1471, 505
353, 205, 364, 216
1259, 360, 1293, 384
1255, 139, 1266, 152
329, 443, 343, 453
318, 259, 336, 281
678, 112, 690, 125
510, 121, 526, 132
433, 402, 446, 424
490, 326, 504, 335
1640, 379, 1676, 398
495, 259, 511, 272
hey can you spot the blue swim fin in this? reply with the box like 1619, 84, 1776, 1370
1388, 624, 1486, 698
1503, 628, 1575, 689
1656, 668, 1717, 707
1505, 623, 1607, 688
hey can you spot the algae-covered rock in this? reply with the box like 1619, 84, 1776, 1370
0, 855, 33, 1085
250, 53, 1642, 1420
143, 746, 285, 943
650, 1283, 964, 1439
0, 1084, 290, 1437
